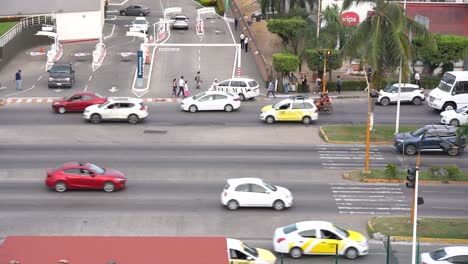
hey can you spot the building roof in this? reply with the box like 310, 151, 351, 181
0, 236, 228, 264
0, 0, 100, 16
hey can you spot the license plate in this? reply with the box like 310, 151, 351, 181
57, 83, 62, 86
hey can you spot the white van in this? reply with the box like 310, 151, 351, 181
428, 71, 468, 111
215, 77, 260, 101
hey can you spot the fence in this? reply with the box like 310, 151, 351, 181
0, 15, 53, 47
228, 0, 271, 82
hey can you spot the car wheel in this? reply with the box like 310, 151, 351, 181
120, 11, 127, 15
238, 93, 246, 101
266, 116, 275, 124
449, 119, 460, 127
412, 97, 422, 105
447, 147, 459, 156
58, 106, 66, 114
90, 114, 102, 124
290, 247, 303, 259
273, 200, 285, 211
55, 181, 67, 193
443, 103, 456, 111
380, 97, 390, 106
404, 144, 417, 155
302, 116, 312, 124
189, 105, 198, 113
345, 247, 359, 259
103, 182, 115, 193
128, 114, 139, 124
224, 104, 233, 112
227, 200, 239, 210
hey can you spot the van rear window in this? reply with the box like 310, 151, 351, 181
283, 224, 298, 234
248, 81, 258, 87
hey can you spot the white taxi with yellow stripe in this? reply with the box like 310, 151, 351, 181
273, 221, 368, 259
260, 97, 318, 124
228, 238, 277, 264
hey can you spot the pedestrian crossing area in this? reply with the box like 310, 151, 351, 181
330, 183, 411, 215
318, 145, 387, 170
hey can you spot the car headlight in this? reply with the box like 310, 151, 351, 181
53, 102, 59, 105
65, 78, 70, 81
396, 139, 404, 142
48, 77, 53, 81
115, 178, 126, 181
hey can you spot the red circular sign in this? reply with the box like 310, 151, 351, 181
341, 12, 360, 26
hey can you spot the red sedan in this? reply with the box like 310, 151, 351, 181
52, 92, 107, 114
45, 162, 126, 193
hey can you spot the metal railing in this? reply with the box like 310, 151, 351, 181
0, 15, 53, 47
228, 0, 271, 82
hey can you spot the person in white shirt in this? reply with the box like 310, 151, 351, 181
244, 37, 249, 52
177, 76, 185, 98
240, 33, 245, 49
209, 79, 218, 91
415, 71, 421, 87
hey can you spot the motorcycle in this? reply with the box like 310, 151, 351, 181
314, 94, 333, 113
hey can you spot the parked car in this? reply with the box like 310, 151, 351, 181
48, 61, 75, 88
420, 246, 468, 264
273, 221, 369, 259
130, 17, 149, 33
260, 96, 318, 124
83, 97, 148, 124
180, 91, 240, 113
171, 14, 189, 30
215, 78, 260, 101
45, 162, 126, 193
427, 71, 468, 111
440, 106, 468, 127
120, 4, 150, 16
227, 238, 276, 264
378, 83, 425, 106
52, 92, 107, 114
394, 125, 466, 156
220, 178, 293, 210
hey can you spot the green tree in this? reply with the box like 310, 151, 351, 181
341, 0, 432, 89
273, 53, 299, 91
267, 17, 308, 55
304, 49, 342, 72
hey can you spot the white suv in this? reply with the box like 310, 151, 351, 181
130, 17, 149, 33
215, 78, 260, 101
378, 83, 425, 106
83, 97, 148, 124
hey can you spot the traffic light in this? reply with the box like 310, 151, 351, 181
319, 51, 323, 61
326, 50, 332, 57
406, 167, 418, 188
326, 50, 332, 65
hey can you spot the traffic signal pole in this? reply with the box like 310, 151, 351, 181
411, 152, 421, 264
322, 54, 327, 93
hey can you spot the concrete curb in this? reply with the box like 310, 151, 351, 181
319, 126, 390, 145
0, 98, 5, 106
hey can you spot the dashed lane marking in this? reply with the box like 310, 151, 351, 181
1, 97, 183, 105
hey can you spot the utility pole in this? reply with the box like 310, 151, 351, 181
322, 50, 327, 93
363, 60, 372, 173
316, 0, 322, 38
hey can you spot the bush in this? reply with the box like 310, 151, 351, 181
444, 165, 462, 181
216, 0, 225, 15
199, 0, 217, 6
272, 53, 299, 75
384, 164, 399, 180
428, 166, 441, 180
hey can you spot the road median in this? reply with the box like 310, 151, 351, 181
320, 125, 419, 144
344, 169, 468, 184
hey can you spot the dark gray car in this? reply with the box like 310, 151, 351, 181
120, 5, 150, 16
48, 62, 75, 88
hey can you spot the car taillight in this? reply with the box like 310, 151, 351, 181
277, 238, 285, 243
233, 98, 240, 101
246, 89, 251, 92
140, 105, 147, 110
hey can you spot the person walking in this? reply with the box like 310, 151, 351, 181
177, 76, 185, 98
290, 72, 297, 92
315, 76, 322, 93
282, 74, 290, 94
234, 17, 238, 31
15, 69, 22, 91
267, 80, 276, 99
195, 71, 202, 89
240, 33, 245, 49
244, 36, 249, 52
184, 81, 189, 98
301, 75, 308, 93
336, 75, 343, 94
171, 78, 177, 97
209, 78, 218, 91
415, 71, 421, 87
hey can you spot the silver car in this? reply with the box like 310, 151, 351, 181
172, 14, 189, 30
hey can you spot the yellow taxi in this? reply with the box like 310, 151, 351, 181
272, 221, 368, 259
260, 97, 318, 124
228, 238, 277, 264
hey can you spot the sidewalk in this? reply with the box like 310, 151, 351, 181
260, 90, 369, 99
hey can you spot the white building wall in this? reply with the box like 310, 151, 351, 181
322, 0, 374, 24
56, 11, 103, 41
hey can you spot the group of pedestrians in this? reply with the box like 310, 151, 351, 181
239, 33, 249, 52
172, 71, 220, 98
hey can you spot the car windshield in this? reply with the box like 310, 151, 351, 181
242, 242, 258, 257
410, 127, 427, 137
98, 102, 109, 108
134, 20, 146, 24
438, 81, 452, 92
333, 225, 349, 238
283, 224, 298, 234
193, 92, 206, 100
88, 163, 105, 174
175, 17, 187, 21
383, 85, 396, 92
273, 101, 287, 108
53, 164, 65, 172
263, 181, 277, 191
50, 66, 69, 73
429, 249, 447, 260
455, 107, 468, 114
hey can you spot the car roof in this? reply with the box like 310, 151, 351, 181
422, 124, 457, 132
221, 77, 256, 82
227, 178, 264, 185
226, 238, 243, 250
107, 97, 143, 103
389, 83, 421, 88
134, 17, 147, 21
446, 71, 468, 79
60, 162, 89, 168
440, 246, 468, 256
277, 98, 315, 104
203, 91, 233, 96
295, 221, 335, 230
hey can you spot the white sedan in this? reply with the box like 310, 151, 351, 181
420, 246, 468, 263
220, 178, 293, 210
180, 91, 241, 113
440, 106, 468, 127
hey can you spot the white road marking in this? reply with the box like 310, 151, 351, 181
422, 190, 465, 194
108, 0, 128, 6
54, 89, 63, 93
331, 183, 401, 186
333, 190, 404, 194
340, 211, 391, 215
159, 48, 180, 51
5, 85, 36, 97
320, 156, 385, 160
109, 87, 119, 93
338, 206, 410, 210
0, 87, 7, 90
37, 75, 42, 81
431, 207, 468, 211
103, 24, 116, 39
331, 187, 402, 190
84, 85, 89, 92
89, 76, 93, 81
336, 198, 407, 202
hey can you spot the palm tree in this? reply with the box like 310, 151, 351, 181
320, 4, 345, 50
342, 0, 432, 89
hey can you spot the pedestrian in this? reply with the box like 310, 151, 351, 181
184, 81, 189, 98
171, 78, 177, 97
301, 75, 308, 93
244, 36, 249, 52
15, 69, 22, 91
234, 17, 238, 31
282, 74, 290, 94
415, 71, 421, 87
267, 80, 276, 99
195, 71, 202, 89
177, 76, 185, 98
290, 72, 297, 92
209, 78, 218, 91
240, 33, 245, 49
315, 77, 322, 93
336, 75, 342, 94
